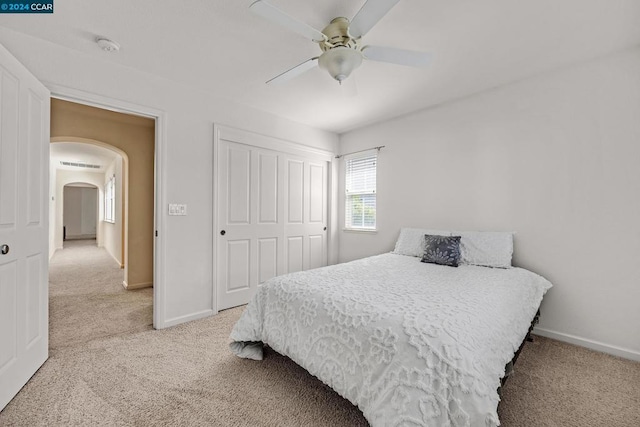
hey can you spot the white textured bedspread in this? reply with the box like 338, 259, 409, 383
230, 253, 552, 426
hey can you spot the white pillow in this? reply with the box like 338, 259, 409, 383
456, 231, 514, 268
392, 228, 451, 257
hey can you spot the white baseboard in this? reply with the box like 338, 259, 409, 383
122, 281, 153, 290
158, 309, 216, 329
49, 247, 59, 261
533, 327, 640, 362
105, 249, 123, 269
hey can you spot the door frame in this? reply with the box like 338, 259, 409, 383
46, 83, 168, 329
212, 124, 335, 313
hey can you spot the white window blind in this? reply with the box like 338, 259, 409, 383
345, 152, 376, 230
104, 176, 115, 223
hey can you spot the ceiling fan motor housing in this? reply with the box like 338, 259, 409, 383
319, 17, 359, 51
318, 17, 363, 82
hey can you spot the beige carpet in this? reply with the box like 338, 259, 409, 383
1, 245, 638, 426
48, 239, 153, 352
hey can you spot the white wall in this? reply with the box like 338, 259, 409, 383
63, 186, 97, 239
0, 28, 338, 326
80, 188, 97, 236
102, 157, 123, 266
62, 187, 80, 237
338, 48, 640, 359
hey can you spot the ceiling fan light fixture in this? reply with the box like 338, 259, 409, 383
318, 47, 363, 83
252, 0, 431, 85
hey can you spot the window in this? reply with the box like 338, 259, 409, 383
345, 152, 377, 230
104, 175, 115, 223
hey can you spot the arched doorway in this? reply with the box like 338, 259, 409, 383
48, 137, 153, 349
49, 96, 159, 326
50, 139, 129, 277
62, 182, 99, 244
50, 98, 156, 291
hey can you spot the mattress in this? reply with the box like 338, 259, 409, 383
230, 253, 552, 426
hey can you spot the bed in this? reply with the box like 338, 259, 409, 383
230, 229, 552, 426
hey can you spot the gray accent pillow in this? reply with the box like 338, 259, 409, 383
421, 234, 461, 267
392, 228, 453, 257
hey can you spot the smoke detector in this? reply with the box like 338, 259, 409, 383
96, 37, 120, 53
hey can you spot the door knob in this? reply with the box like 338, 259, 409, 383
0, 244, 8, 255
323, 227, 327, 231
220, 230, 226, 236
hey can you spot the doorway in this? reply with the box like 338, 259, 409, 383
51, 141, 128, 270
50, 99, 155, 290
63, 183, 98, 243
48, 100, 156, 348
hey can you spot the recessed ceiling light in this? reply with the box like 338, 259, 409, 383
96, 37, 120, 53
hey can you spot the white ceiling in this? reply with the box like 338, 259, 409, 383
1, 0, 639, 133
50, 142, 119, 173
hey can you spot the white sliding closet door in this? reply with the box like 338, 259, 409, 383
284, 156, 328, 273
216, 128, 330, 311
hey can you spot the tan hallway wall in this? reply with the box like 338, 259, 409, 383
51, 99, 155, 289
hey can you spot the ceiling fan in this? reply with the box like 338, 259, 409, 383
250, 0, 431, 85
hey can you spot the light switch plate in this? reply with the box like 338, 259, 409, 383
168, 203, 187, 216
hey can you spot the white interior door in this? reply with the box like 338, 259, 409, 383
216, 136, 329, 311
283, 156, 328, 273
0, 44, 50, 410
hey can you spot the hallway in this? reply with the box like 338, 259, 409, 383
49, 240, 153, 352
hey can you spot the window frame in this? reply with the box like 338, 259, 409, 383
104, 175, 116, 224
343, 150, 377, 232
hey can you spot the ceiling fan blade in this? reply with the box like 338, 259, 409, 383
362, 45, 432, 67
250, 1, 326, 42
266, 57, 319, 85
349, 0, 401, 39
